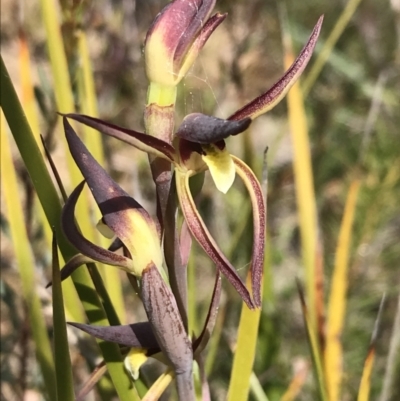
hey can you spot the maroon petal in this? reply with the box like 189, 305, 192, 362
176, 172, 255, 309
176, 113, 251, 144
46, 253, 94, 288
193, 272, 221, 355
63, 118, 159, 259
68, 321, 160, 353
229, 16, 324, 121
233, 156, 266, 307
62, 181, 135, 272
62, 113, 177, 163
174, 0, 217, 67
179, 12, 227, 77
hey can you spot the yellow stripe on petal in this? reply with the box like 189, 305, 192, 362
202, 144, 235, 194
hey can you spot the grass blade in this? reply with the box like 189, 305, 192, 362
1, 113, 56, 401
357, 295, 385, 401
325, 180, 360, 401
280, 360, 309, 401
302, 0, 364, 96
250, 372, 270, 401
142, 369, 174, 401
52, 233, 75, 401
18, 29, 84, 324
227, 272, 263, 401
1, 55, 140, 401
39, 0, 75, 114
297, 281, 328, 401
281, 9, 318, 330
75, 30, 126, 322
379, 293, 400, 401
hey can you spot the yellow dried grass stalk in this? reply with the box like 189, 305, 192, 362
324, 180, 360, 401
283, 19, 318, 331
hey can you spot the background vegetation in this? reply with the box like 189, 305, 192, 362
1, 0, 399, 400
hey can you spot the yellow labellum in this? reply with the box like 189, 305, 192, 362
202, 144, 235, 194
124, 348, 149, 381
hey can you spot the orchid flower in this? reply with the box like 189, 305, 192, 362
61, 13, 322, 309
56, 2, 324, 399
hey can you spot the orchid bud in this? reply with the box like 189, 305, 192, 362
144, 0, 225, 89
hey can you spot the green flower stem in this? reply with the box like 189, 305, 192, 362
1, 56, 139, 401
147, 82, 177, 107
144, 87, 176, 224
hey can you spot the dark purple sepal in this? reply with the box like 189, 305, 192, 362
61, 180, 134, 272
63, 118, 154, 247
232, 156, 266, 307
46, 253, 94, 288
193, 272, 221, 356
68, 321, 160, 354
62, 113, 177, 162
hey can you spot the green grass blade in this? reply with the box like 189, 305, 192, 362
357, 295, 385, 401
39, 0, 75, 114
250, 372, 270, 401
38, 0, 103, 266
1, 55, 140, 401
379, 294, 400, 401
302, 0, 364, 96
1, 113, 56, 401
296, 281, 328, 401
227, 273, 263, 401
18, 30, 84, 324
52, 234, 75, 401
